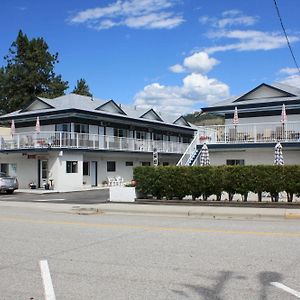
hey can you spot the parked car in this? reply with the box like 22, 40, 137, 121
0, 172, 18, 194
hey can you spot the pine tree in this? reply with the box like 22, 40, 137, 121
0, 30, 68, 112
72, 78, 92, 97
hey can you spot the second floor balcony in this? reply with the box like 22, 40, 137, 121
197, 121, 300, 145
0, 131, 190, 154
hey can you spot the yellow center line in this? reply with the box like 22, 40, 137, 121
1, 216, 300, 237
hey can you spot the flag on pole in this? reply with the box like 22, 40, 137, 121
232, 106, 239, 125
35, 116, 40, 133
11, 120, 16, 135
281, 104, 287, 124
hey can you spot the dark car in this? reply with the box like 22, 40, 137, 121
0, 172, 18, 194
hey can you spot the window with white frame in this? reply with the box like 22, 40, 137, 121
66, 161, 78, 173
226, 160, 245, 166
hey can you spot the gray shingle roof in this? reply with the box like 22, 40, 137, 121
207, 82, 300, 109
0, 93, 192, 128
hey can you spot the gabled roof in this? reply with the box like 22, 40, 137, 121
201, 82, 300, 117
96, 99, 127, 115
0, 93, 193, 130
21, 98, 55, 112
140, 109, 164, 122
233, 83, 296, 103
173, 116, 191, 127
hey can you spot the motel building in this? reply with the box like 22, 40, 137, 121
0, 94, 195, 191
178, 83, 300, 166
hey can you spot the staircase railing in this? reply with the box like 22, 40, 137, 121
176, 131, 200, 166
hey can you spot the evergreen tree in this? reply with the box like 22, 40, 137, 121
72, 78, 92, 97
0, 30, 68, 112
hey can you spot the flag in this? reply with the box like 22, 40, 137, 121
11, 120, 16, 135
35, 116, 40, 133
232, 106, 239, 125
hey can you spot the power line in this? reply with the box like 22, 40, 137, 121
273, 0, 300, 74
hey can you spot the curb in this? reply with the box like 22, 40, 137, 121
95, 204, 300, 219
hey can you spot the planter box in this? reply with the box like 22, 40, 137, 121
109, 186, 136, 202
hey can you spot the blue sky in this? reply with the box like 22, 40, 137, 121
1, 0, 300, 115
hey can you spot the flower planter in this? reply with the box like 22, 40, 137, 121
109, 186, 136, 202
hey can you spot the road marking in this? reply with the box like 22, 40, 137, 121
33, 199, 65, 202
40, 260, 56, 300
271, 282, 300, 298
1, 216, 300, 237
286, 213, 300, 219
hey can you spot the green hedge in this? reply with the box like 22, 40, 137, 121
133, 165, 300, 202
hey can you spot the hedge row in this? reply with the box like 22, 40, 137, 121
133, 165, 300, 202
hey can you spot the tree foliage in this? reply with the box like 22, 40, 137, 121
0, 30, 68, 112
72, 78, 92, 97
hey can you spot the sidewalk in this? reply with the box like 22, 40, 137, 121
91, 203, 300, 219
1, 200, 300, 219
16, 186, 108, 194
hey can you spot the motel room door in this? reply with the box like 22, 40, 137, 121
91, 161, 98, 186
38, 159, 48, 188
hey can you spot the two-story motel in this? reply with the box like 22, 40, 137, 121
0, 94, 195, 190
178, 82, 300, 166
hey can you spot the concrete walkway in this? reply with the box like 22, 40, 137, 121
91, 203, 300, 219
16, 186, 108, 194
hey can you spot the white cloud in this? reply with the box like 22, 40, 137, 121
169, 64, 185, 73
69, 0, 184, 30
169, 51, 219, 74
134, 73, 229, 115
279, 67, 299, 75
205, 30, 300, 54
199, 10, 258, 29
280, 74, 300, 87
183, 52, 219, 73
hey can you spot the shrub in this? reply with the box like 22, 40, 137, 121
133, 165, 300, 202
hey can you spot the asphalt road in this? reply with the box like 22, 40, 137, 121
0, 189, 109, 204
0, 202, 300, 299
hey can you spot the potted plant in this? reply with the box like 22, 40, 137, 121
29, 181, 36, 189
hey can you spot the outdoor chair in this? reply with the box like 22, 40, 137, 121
108, 177, 118, 186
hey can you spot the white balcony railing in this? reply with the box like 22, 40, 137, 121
197, 121, 300, 144
0, 131, 190, 154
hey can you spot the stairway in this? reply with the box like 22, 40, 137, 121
185, 148, 200, 166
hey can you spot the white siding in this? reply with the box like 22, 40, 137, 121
210, 148, 300, 165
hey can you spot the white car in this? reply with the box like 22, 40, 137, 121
0, 172, 18, 194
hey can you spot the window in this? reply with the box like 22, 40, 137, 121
125, 161, 133, 166
114, 128, 128, 137
136, 131, 147, 140
141, 162, 151, 166
83, 161, 90, 176
226, 160, 245, 166
153, 133, 163, 140
66, 161, 78, 173
74, 123, 89, 134
107, 161, 116, 172
56, 123, 71, 132
162, 162, 169, 166
0, 163, 17, 176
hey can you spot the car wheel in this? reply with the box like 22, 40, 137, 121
6, 190, 14, 194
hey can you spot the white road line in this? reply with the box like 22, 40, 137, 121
34, 199, 65, 202
270, 282, 300, 298
39, 260, 56, 300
